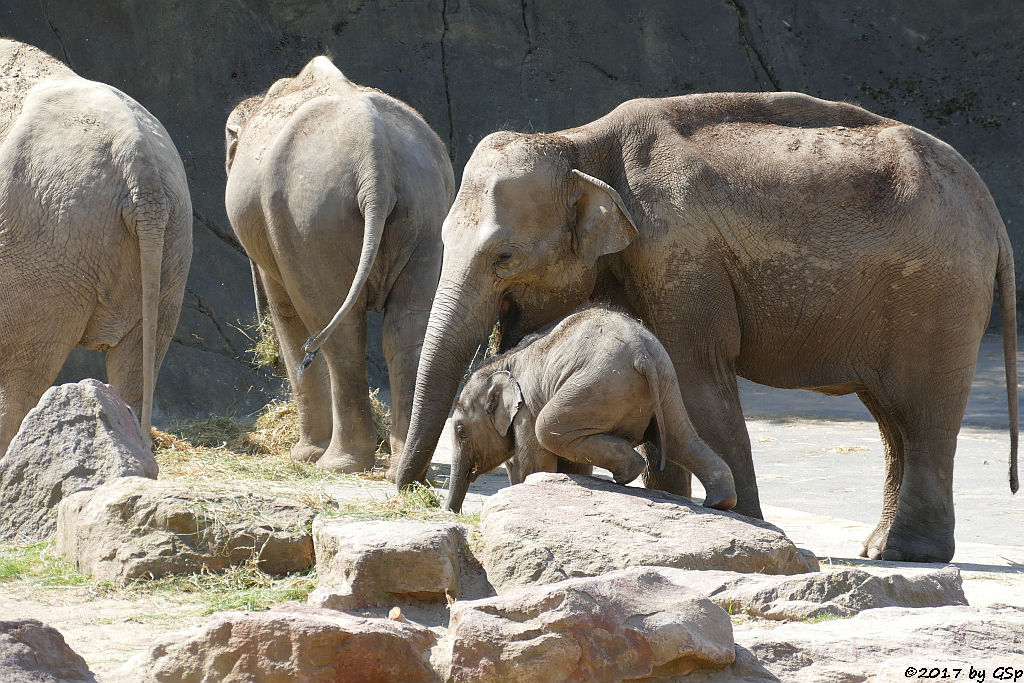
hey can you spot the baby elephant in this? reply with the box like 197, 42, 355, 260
445, 306, 737, 512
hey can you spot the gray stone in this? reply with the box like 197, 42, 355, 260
736, 605, 1024, 681
0, 380, 158, 542
124, 605, 437, 683
682, 564, 966, 621
308, 517, 465, 610
478, 473, 818, 593
55, 477, 314, 581
436, 566, 736, 682
0, 619, 96, 683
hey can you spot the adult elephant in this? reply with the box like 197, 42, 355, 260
396, 91, 1018, 563
0, 40, 192, 455
225, 57, 454, 472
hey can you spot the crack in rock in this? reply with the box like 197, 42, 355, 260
725, 0, 781, 91
38, 0, 75, 70
184, 287, 244, 359
440, 0, 455, 162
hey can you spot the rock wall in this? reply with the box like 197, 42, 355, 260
2, 0, 1021, 420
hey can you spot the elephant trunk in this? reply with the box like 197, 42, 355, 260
446, 448, 473, 513
394, 283, 494, 489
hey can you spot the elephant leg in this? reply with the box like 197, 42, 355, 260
381, 252, 436, 477
0, 322, 83, 456
858, 375, 966, 563
556, 456, 594, 477
857, 390, 905, 559
106, 281, 182, 429
675, 374, 759, 517
535, 386, 646, 484
639, 429, 692, 498
316, 313, 377, 473
261, 274, 332, 463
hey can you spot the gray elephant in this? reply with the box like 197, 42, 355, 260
225, 57, 454, 472
445, 306, 737, 513
396, 91, 1018, 563
0, 40, 192, 455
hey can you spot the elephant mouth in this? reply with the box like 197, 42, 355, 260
497, 293, 522, 352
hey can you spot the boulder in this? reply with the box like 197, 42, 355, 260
0, 619, 96, 683
55, 477, 314, 581
478, 473, 818, 593
436, 566, 736, 682
125, 605, 437, 682
308, 518, 465, 610
0, 380, 157, 542
736, 605, 1024, 681
682, 564, 966, 620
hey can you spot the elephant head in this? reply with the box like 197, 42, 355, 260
446, 369, 525, 512
396, 132, 639, 489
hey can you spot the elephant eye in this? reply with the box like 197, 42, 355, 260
494, 249, 522, 276
455, 424, 467, 441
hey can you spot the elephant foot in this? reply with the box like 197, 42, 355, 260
316, 446, 375, 474
860, 519, 954, 563
610, 451, 647, 485
290, 441, 327, 464
701, 484, 737, 511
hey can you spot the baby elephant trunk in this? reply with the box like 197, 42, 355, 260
645, 360, 737, 511
446, 450, 473, 514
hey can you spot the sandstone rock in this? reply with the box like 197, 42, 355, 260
684, 646, 781, 683
0, 619, 96, 683
736, 605, 1024, 681
126, 605, 437, 682
0, 380, 158, 542
682, 564, 966, 620
308, 518, 464, 610
478, 473, 818, 592
436, 566, 735, 682
55, 477, 314, 581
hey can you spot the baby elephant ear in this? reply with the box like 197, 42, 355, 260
486, 372, 523, 437
570, 169, 639, 269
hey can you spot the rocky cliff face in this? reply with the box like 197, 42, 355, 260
2, 0, 1020, 420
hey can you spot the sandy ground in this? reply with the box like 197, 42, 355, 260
1, 333, 1021, 679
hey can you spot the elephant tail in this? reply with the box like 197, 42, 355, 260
122, 161, 170, 448
997, 231, 1018, 493
299, 118, 397, 374
635, 355, 668, 473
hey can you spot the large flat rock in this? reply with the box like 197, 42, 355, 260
736, 605, 1024, 681
0, 380, 157, 542
436, 566, 736, 682
125, 605, 437, 682
478, 473, 818, 593
681, 564, 966, 620
56, 477, 314, 581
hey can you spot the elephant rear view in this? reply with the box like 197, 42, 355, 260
224, 57, 454, 472
0, 40, 192, 454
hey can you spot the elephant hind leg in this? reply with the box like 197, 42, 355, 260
261, 273, 332, 463
857, 389, 906, 559
858, 375, 966, 563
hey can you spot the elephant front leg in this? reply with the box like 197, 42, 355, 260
381, 299, 430, 478
262, 275, 332, 463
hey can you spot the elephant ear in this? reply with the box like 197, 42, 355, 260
486, 372, 524, 437
570, 169, 639, 269
224, 123, 241, 176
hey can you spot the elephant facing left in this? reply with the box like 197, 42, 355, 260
0, 40, 193, 455
225, 57, 455, 472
